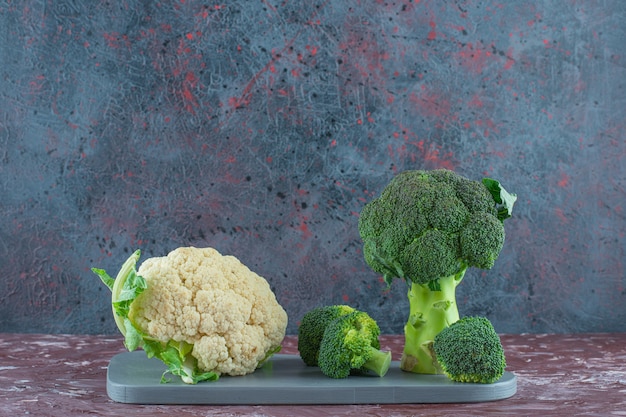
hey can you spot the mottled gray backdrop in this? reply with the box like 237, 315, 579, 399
1, 0, 625, 335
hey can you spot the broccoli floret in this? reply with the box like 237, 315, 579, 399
358, 169, 516, 374
297, 305, 356, 366
400, 228, 461, 283
317, 311, 392, 378
460, 212, 506, 269
433, 316, 506, 384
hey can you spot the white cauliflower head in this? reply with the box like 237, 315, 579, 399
128, 246, 288, 376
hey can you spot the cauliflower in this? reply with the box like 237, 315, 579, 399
92, 247, 288, 384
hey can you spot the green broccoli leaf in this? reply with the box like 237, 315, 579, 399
482, 178, 517, 221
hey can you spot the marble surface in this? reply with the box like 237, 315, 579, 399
1, 333, 625, 416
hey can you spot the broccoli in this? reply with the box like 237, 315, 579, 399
433, 316, 506, 384
297, 305, 357, 366
317, 311, 392, 378
358, 169, 516, 374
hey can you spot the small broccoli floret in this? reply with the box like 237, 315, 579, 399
358, 168, 516, 374
433, 316, 506, 384
297, 305, 356, 366
317, 311, 392, 379
400, 229, 460, 283
460, 212, 506, 269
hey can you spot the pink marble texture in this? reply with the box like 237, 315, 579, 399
1, 333, 625, 416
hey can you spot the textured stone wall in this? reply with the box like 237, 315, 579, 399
1, 0, 624, 335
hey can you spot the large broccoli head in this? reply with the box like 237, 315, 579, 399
358, 169, 514, 286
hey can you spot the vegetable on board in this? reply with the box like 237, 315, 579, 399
92, 246, 288, 384
358, 169, 515, 375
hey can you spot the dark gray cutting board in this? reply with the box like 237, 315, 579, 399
106, 352, 517, 404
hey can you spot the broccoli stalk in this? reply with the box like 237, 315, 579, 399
92, 250, 219, 384
356, 343, 393, 377
358, 169, 516, 375
402, 267, 466, 373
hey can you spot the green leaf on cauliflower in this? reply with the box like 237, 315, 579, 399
92, 250, 219, 384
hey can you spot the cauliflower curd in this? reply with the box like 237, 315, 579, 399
131, 247, 288, 377
93, 246, 288, 384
